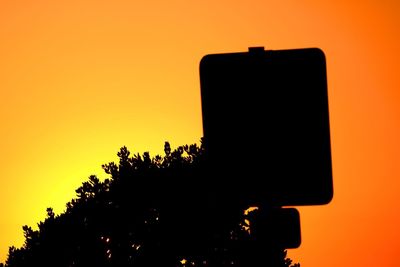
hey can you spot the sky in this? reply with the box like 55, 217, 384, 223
0, 0, 399, 266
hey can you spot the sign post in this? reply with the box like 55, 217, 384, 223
199, 47, 333, 250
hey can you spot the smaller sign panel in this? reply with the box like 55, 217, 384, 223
199, 47, 333, 206
251, 208, 301, 249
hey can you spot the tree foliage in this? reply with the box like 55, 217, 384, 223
3, 141, 299, 267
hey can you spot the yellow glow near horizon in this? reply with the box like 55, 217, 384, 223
1, 1, 399, 266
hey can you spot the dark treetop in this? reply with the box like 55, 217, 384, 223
3, 140, 299, 267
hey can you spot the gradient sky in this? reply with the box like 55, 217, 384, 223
1, 1, 399, 266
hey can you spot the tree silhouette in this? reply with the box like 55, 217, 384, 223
3, 140, 299, 267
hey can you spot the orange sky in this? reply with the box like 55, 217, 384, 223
0, 1, 399, 266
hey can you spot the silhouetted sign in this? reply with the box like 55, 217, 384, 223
251, 208, 301, 249
200, 47, 333, 206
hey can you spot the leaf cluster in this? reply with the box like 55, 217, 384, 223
3, 141, 299, 267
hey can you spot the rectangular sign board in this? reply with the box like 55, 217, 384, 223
199, 47, 333, 206
251, 208, 301, 249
